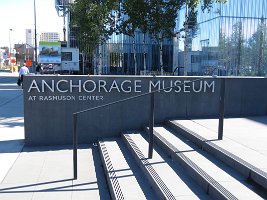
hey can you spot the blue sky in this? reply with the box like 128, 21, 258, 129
0, 0, 63, 47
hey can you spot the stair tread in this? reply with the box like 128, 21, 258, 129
125, 133, 210, 199
172, 119, 267, 173
76, 146, 111, 200
100, 139, 156, 200
154, 126, 263, 199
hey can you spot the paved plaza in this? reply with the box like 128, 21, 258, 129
0, 71, 267, 199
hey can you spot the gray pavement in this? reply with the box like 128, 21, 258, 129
0, 71, 110, 200
0, 145, 110, 200
0, 71, 24, 184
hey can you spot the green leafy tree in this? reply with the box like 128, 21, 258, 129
70, 0, 227, 74
121, 0, 181, 73
147, 0, 180, 73
219, 19, 267, 76
231, 21, 244, 75
121, 0, 227, 74
120, 0, 150, 74
70, 0, 120, 73
219, 21, 245, 76
201, 0, 227, 10
120, 0, 149, 36
218, 32, 231, 73
248, 17, 267, 76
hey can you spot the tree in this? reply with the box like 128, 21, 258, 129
121, 0, 181, 74
230, 21, 244, 75
218, 32, 231, 74
248, 17, 267, 76
70, 0, 120, 72
219, 18, 267, 76
120, 0, 149, 36
121, 0, 227, 74
71, 0, 227, 75
182, 0, 227, 75
218, 21, 246, 76
147, 0, 180, 74
120, 0, 149, 74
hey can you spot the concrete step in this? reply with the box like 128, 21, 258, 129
122, 132, 210, 200
146, 125, 265, 199
166, 119, 267, 192
98, 138, 157, 200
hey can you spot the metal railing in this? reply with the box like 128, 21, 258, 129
72, 77, 226, 179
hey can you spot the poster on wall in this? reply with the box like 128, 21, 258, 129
39, 41, 61, 64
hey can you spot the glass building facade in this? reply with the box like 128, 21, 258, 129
90, 32, 177, 75
179, 0, 267, 76
66, 4, 178, 75
66, 0, 267, 76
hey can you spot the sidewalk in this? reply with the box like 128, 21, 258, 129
0, 71, 24, 183
0, 71, 110, 200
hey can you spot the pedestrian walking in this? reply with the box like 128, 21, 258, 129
17, 63, 30, 86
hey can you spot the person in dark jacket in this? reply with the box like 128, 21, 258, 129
36, 64, 41, 74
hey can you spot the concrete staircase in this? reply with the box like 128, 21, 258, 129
96, 119, 267, 199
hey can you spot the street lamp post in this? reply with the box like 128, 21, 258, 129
9, 29, 13, 66
34, 0, 38, 72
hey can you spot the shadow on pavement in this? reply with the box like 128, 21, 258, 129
0, 179, 100, 193
0, 139, 24, 153
21, 144, 89, 153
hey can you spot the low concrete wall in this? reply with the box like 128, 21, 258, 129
23, 75, 267, 146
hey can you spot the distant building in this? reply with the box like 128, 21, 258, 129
14, 44, 34, 65
40, 32, 60, 42
26, 29, 35, 48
